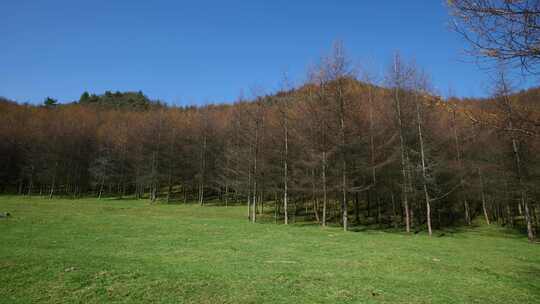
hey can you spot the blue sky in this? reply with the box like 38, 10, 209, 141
0, 0, 522, 105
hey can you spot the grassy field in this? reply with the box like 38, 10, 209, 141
0, 196, 539, 303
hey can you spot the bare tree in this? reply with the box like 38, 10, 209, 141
451, 107, 472, 225
197, 109, 208, 206
414, 72, 434, 237
282, 97, 290, 225
448, 0, 540, 73
326, 41, 354, 231
478, 167, 491, 225
388, 53, 413, 233
494, 69, 536, 242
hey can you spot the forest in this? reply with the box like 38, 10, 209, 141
1, 48, 539, 241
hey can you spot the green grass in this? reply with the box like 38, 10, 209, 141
0, 196, 539, 303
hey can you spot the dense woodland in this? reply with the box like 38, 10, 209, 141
1, 49, 539, 241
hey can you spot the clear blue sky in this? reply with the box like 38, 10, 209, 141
0, 0, 508, 105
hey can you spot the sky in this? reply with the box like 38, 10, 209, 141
0, 0, 525, 105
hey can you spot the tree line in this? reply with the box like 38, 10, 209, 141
1, 47, 539, 241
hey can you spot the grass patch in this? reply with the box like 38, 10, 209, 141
1, 195, 539, 303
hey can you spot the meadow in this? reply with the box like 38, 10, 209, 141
0, 195, 539, 303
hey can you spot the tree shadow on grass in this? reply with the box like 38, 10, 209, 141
252, 213, 533, 241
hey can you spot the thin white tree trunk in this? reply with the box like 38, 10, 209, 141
415, 94, 432, 237
322, 151, 327, 227
283, 112, 289, 225
479, 168, 490, 225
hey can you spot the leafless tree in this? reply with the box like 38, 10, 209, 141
448, 0, 540, 73
493, 68, 536, 242
387, 53, 413, 233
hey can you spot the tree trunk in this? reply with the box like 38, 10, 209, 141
415, 96, 432, 237
225, 183, 229, 207
464, 200, 472, 225
49, 162, 58, 200
322, 151, 327, 227
510, 121, 535, 241
355, 192, 360, 223
27, 166, 34, 196
283, 110, 289, 225
283, 164, 288, 225
198, 134, 206, 206
338, 84, 348, 232
522, 192, 535, 242
247, 169, 252, 221
452, 110, 471, 226
479, 168, 490, 225
393, 67, 410, 233
274, 191, 279, 223
252, 120, 259, 224
311, 168, 320, 223
98, 174, 105, 199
